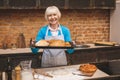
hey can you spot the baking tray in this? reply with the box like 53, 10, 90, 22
30, 39, 75, 49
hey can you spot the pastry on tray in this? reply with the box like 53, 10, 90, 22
79, 63, 97, 73
65, 42, 71, 47
35, 40, 49, 46
35, 39, 72, 47
49, 40, 65, 47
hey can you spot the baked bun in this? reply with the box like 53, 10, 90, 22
79, 64, 97, 73
65, 42, 71, 47
49, 40, 65, 47
35, 40, 49, 46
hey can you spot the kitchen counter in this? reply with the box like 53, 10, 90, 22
0, 44, 119, 54
34, 64, 109, 80
0, 44, 119, 77
0, 48, 43, 54
75, 43, 120, 50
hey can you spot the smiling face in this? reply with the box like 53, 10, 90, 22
45, 6, 61, 28
47, 13, 59, 25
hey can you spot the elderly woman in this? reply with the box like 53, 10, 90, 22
31, 6, 74, 68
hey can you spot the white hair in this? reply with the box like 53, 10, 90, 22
45, 6, 61, 20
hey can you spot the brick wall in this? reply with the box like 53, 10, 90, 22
0, 9, 110, 48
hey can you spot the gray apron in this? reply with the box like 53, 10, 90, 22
41, 26, 67, 67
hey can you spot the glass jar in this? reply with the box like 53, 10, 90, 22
20, 60, 33, 80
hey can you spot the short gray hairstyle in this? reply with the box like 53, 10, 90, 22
45, 6, 61, 20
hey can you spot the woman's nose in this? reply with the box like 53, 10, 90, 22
51, 15, 54, 18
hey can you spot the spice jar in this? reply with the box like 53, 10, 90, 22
15, 66, 21, 80
11, 43, 17, 49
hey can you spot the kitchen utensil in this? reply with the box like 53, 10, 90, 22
34, 70, 53, 78
72, 72, 88, 76
17, 33, 26, 48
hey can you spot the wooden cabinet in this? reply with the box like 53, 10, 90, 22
0, 0, 4, 6
0, 53, 41, 72
0, 57, 7, 71
67, 46, 120, 65
9, 54, 41, 69
0, 0, 4, 8
0, 0, 116, 9
97, 47, 120, 62
68, 0, 115, 9
68, 0, 92, 9
67, 50, 97, 65
40, 0, 65, 9
8, 0, 39, 9
93, 0, 115, 9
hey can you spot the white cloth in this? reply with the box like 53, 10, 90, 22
48, 25, 60, 36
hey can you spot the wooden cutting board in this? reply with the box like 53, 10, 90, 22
80, 70, 97, 76
72, 69, 97, 77
94, 42, 116, 46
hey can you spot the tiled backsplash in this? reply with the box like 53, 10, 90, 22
0, 9, 110, 48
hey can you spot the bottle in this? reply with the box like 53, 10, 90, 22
15, 66, 21, 80
2, 43, 7, 49
2, 72, 7, 80
6, 57, 12, 80
17, 33, 26, 48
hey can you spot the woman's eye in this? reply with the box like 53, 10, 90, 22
53, 14, 57, 16
48, 15, 52, 17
